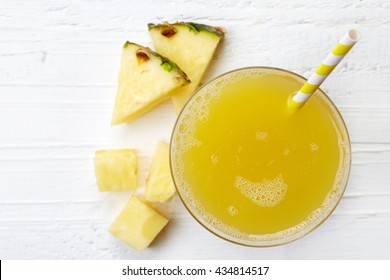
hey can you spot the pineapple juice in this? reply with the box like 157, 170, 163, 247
171, 67, 350, 245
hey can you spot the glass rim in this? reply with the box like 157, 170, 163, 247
169, 66, 352, 247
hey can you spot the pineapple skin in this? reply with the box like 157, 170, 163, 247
145, 141, 176, 203
109, 195, 169, 251
94, 149, 137, 191
112, 42, 190, 125
148, 22, 225, 38
148, 22, 225, 113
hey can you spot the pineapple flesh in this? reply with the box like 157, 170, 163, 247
109, 195, 169, 251
145, 141, 176, 203
148, 22, 225, 112
112, 42, 190, 125
94, 149, 137, 191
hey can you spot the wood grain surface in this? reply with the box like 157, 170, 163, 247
0, 0, 389, 259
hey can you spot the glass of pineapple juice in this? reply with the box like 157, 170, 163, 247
170, 67, 351, 246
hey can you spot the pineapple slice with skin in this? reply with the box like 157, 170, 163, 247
109, 195, 169, 251
145, 141, 176, 203
148, 22, 225, 113
94, 149, 137, 191
112, 42, 190, 125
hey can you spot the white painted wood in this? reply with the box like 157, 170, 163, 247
1, 0, 390, 259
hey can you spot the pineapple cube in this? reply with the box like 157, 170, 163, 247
149, 22, 225, 112
112, 42, 190, 125
109, 195, 169, 251
94, 149, 137, 191
145, 141, 176, 202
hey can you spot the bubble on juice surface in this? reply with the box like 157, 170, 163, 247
234, 175, 288, 207
255, 131, 268, 141
200, 115, 208, 122
178, 123, 188, 133
210, 153, 219, 165
194, 95, 203, 104
228, 205, 238, 216
310, 143, 319, 151
283, 148, 290, 156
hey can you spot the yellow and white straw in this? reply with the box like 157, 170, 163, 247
290, 29, 360, 109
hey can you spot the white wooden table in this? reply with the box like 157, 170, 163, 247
1, 0, 389, 259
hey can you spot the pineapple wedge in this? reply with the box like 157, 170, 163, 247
109, 195, 169, 251
145, 141, 176, 203
148, 22, 225, 112
112, 42, 190, 125
94, 149, 137, 191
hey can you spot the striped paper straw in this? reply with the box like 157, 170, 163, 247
290, 29, 360, 109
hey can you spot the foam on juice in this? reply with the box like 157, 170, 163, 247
310, 142, 319, 151
255, 131, 268, 141
228, 205, 239, 216
234, 175, 288, 207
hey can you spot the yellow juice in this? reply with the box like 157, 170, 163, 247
171, 68, 350, 245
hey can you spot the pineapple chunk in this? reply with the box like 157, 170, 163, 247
148, 22, 225, 112
145, 141, 176, 202
112, 42, 190, 125
109, 195, 169, 251
94, 149, 137, 191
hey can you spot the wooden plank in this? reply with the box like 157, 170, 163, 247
0, 0, 390, 259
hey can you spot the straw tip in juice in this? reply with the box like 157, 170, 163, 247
288, 95, 305, 110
